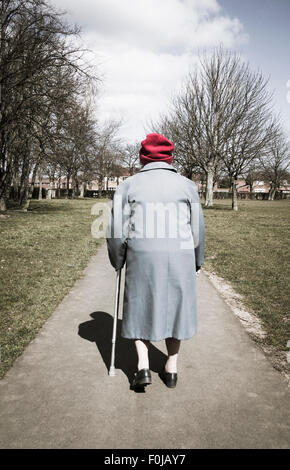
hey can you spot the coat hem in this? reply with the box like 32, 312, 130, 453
120, 331, 197, 342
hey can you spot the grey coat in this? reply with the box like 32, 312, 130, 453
106, 161, 205, 341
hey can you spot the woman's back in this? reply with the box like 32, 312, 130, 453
126, 162, 196, 246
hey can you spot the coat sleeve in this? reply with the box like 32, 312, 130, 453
189, 182, 205, 268
106, 180, 131, 271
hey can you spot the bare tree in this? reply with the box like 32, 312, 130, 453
53, 100, 97, 198
0, 0, 99, 210
119, 142, 140, 176
92, 119, 122, 196
155, 47, 277, 210
150, 112, 202, 179
219, 69, 277, 210
260, 132, 290, 200
242, 162, 265, 199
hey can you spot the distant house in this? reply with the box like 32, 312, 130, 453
191, 175, 290, 198
88, 169, 132, 191
29, 170, 290, 198
29, 167, 133, 194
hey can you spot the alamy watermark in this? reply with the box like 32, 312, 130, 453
91, 196, 202, 249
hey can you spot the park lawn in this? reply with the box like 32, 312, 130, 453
203, 199, 290, 372
0, 198, 108, 379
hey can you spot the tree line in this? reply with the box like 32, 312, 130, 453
0, 0, 137, 211
1, 4, 289, 213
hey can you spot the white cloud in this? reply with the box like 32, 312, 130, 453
50, 0, 248, 142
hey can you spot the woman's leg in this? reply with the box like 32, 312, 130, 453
135, 339, 150, 371
165, 337, 181, 373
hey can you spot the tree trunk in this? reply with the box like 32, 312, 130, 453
231, 178, 238, 211
205, 169, 214, 207
66, 173, 70, 198
80, 181, 86, 198
0, 166, 12, 211
12, 173, 19, 201
98, 175, 103, 198
268, 185, 276, 201
19, 158, 32, 211
56, 176, 61, 198
46, 172, 55, 199
249, 182, 254, 200
20, 193, 30, 211
19, 175, 33, 211
0, 197, 6, 211
38, 167, 43, 200
19, 178, 31, 211
0, 158, 12, 212
72, 173, 78, 198
46, 181, 53, 199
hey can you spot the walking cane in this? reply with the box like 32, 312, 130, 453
109, 268, 122, 376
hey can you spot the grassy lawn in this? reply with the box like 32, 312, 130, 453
203, 199, 290, 372
0, 198, 107, 379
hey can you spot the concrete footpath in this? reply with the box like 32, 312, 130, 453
0, 241, 289, 449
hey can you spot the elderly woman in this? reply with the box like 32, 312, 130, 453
106, 133, 205, 389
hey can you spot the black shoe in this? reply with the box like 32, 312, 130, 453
132, 368, 152, 388
159, 367, 178, 388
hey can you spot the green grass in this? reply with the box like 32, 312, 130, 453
0, 198, 107, 379
203, 199, 290, 371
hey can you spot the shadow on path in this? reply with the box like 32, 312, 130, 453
78, 311, 167, 391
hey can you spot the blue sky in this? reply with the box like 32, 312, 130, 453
51, 0, 290, 142
219, 0, 290, 132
